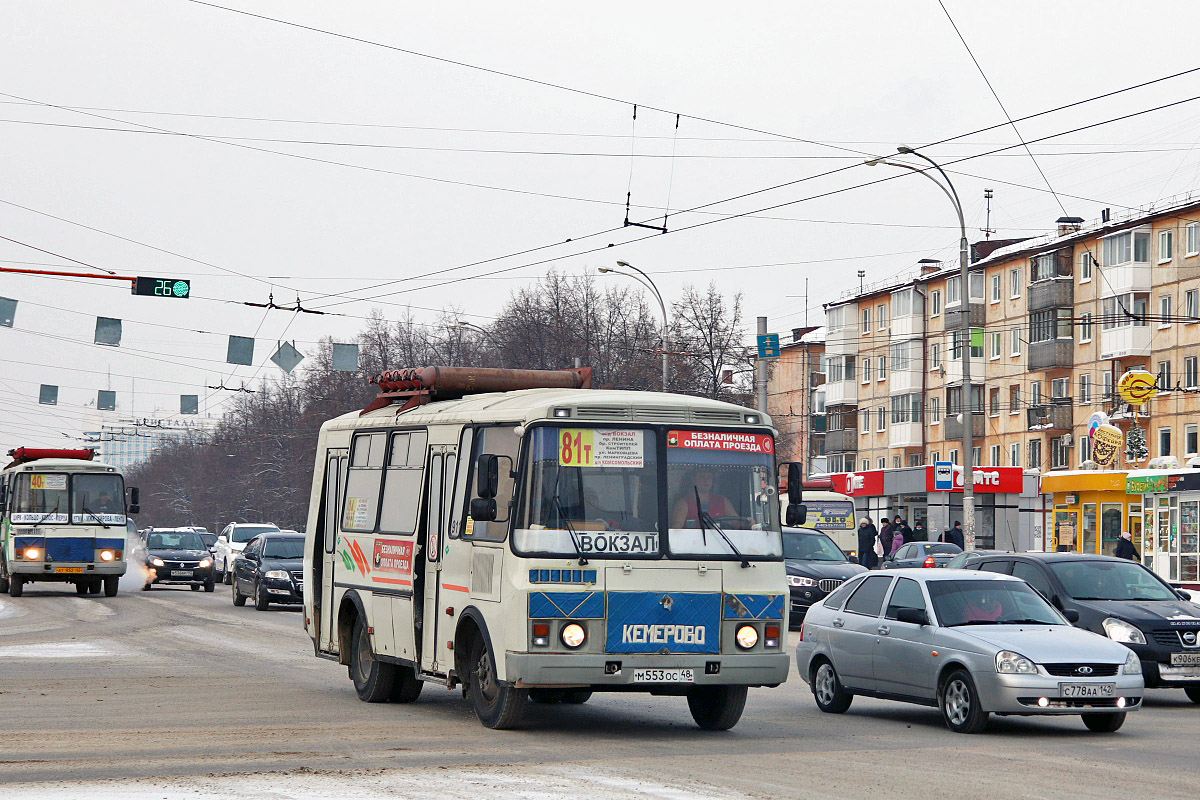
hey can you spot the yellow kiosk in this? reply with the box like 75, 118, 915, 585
1040, 471, 1141, 556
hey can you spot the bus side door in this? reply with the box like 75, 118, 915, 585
319, 449, 347, 652
420, 445, 459, 673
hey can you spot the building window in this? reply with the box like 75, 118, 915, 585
1160, 229, 1174, 263
861, 307, 871, 333
947, 276, 961, 306
990, 274, 1001, 303
1159, 427, 1172, 457
890, 340, 911, 371
890, 393, 923, 424
859, 409, 869, 433
931, 450, 941, 465
1079, 252, 1093, 282
892, 289, 912, 317
1051, 377, 1069, 400
949, 449, 959, 465
1103, 229, 1150, 266
1011, 326, 1022, 356
1031, 253, 1057, 282
860, 357, 870, 384
1188, 222, 1199, 257
1103, 371, 1113, 401
970, 272, 984, 301
989, 444, 1000, 466
930, 396, 941, 424
1187, 424, 1198, 456
877, 303, 888, 331
877, 355, 887, 380
1080, 374, 1091, 404
1187, 289, 1199, 320
1031, 381, 1043, 406
861, 459, 869, 471
988, 387, 1000, 417
948, 385, 983, 415
1009, 384, 1021, 415
989, 331, 1001, 359
1010, 442, 1021, 467
1186, 356, 1198, 389
1159, 295, 1172, 328
1028, 439, 1042, 470
1052, 437, 1070, 469
892, 456, 902, 469
877, 458, 886, 470
1100, 293, 1149, 329
1158, 360, 1171, 390
876, 407, 886, 432
908, 453, 923, 467
930, 342, 941, 370
1079, 312, 1092, 342
1080, 436, 1091, 465
1029, 308, 1072, 343
1010, 268, 1021, 298
930, 289, 942, 317
972, 445, 982, 466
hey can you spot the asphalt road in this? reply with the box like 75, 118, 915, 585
1, 571, 1197, 799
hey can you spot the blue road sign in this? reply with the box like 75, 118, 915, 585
934, 461, 954, 491
757, 333, 780, 359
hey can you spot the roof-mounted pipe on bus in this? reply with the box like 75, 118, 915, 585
5, 447, 96, 468
363, 365, 593, 414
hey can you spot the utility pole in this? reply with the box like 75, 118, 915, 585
756, 316, 768, 413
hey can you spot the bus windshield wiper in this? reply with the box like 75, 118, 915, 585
80, 505, 111, 529
550, 467, 588, 566
694, 487, 750, 569
34, 503, 61, 526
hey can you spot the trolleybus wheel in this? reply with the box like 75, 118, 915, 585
9, 576, 23, 597
686, 685, 748, 731
75, 581, 89, 596
467, 636, 527, 729
350, 617, 395, 703
390, 665, 423, 704
562, 689, 593, 704
103, 576, 118, 597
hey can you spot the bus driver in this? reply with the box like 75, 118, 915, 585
671, 468, 736, 529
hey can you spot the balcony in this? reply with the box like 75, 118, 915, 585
889, 421, 923, 449
889, 368, 923, 394
824, 380, 857, 407
1026, 403, 1073, 433
1100, 325, 1152, 360
1028, 339, 1075, 370
825, 428, 858, 453
824, 324, 858, 355
1102, 261, 1151, 295
890, 313, 924, 341
1028, 279, 1074, 312
944, 302, 986, 328
944, 412, 984, 440
942, 351, 983, 386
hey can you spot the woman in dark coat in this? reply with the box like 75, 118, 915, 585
857, 518, 879, 569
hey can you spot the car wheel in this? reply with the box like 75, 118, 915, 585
812, 659, 854, 714
350, 617, 395, 703
1186, 686, 1200, 704
222, 561, 232, 584
232, 579, 247, 607
253, 582, 270, 610
467, 635, 527, 729
562, 689, 592, 705
190, 584, 201, 591
103, 576, 119, 597
203, 578, 215, 593
75, 581, 89, 596
686, 685, 748, 731
939, 669, 989, 734
389, 664, 423, 703
9, 576, 23, 597
1081, 712, 1126, 732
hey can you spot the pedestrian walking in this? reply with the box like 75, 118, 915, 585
911, 520, 928, 542
940, 521, 965, 549
888, 524, 906, 558
878, 518, 894, 561
857, 518, 878, 569
1114, 531, 1140, 561
894, 515, 913, 542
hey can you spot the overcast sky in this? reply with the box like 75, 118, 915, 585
1, 0, 1199, 451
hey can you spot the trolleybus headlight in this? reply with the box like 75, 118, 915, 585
735, 624, 759, 650
22, 547, 40, 560
99, 550, 114, 562
560, 622, 586, 649
150, 557, 165, 567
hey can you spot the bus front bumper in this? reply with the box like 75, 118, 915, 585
9, 561, 127, 578
505, 651, 790, 688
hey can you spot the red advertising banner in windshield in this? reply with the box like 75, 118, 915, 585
667, 430, 774, 454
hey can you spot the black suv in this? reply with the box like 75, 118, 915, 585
963, 552, 1200, 701
143, 529, 215, 591
783, 527, 867, 627
232, 532, 304, 610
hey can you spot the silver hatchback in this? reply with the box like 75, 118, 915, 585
795, 569, 1144, 733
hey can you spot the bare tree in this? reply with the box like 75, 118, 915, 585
671, 282, 752, 403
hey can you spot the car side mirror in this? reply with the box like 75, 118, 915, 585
476, 454, 500, 500
1177, 589, 1192, 601
217, 535, 227, 544
895, 608, 928, 626
470, 497, 497, 522
1063, 609, 1080, 623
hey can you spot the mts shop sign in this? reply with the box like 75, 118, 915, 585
829, 471, 885, 497
924, 465, 1023, 493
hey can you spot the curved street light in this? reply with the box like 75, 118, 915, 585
598, 261, 669, 391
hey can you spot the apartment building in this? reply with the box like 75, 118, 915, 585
765, 327, 825, 475
817, 195, 1200, 478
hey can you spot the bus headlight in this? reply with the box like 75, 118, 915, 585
735, 624, 759, 650
560, 622, 586, 649
99, 550, 114, 562
22, 547, 41, 560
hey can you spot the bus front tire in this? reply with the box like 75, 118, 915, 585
350, 617, 394, 703
467, 636, 527, 729
75, 581, 89, 595
9, 576, 23, 597
88, 579, 101, 594
562, 689, 592, 704
686, 685, 748, 731
103, 576, 118, 597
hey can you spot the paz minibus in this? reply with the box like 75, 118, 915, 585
302, 367, 796, 730
0, 447, 136, 597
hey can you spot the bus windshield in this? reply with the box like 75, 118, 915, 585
11, 472, 125, 525
515, 426, 660, 558
666, 430, 782, 560
71, 473, 126, 525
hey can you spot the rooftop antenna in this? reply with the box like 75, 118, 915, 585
981, 188, 996, 240
857, 270, 865, 295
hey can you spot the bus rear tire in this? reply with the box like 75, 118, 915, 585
9, 576, 23, 597
467, 636, 527, 729
103, 576, 119, 597
686, 685, 748, 731
390, 665, 423, 703
350, 617, 394, 703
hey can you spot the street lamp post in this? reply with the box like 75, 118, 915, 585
599, 262, 669, 392
867, 147, 976, 549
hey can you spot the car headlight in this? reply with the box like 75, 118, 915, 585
265, 570, 290, 580
787, 575, 816, 587
1122, 650, 1142, 675
560, 622, 586, 649
150, 557, 164, 567
198, 558, 212, 568
1102, 618, 1146, 645
995, 650, 1037, 674
735, 624, 759, 650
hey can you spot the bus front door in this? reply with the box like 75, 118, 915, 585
319, 450, 346, 652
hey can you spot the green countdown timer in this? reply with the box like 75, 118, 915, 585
133, 276, 191, 299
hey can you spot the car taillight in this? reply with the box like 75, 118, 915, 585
923, 556, 936, 568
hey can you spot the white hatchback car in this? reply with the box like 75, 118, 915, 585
213, 523, 279, 584
795, 569, 1144, 733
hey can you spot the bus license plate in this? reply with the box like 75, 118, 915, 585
170, 570, 192, 577
1059, 682, 1115, 698
55, 567, 83, 574
1171, 653, 1200, 666
633, 668, 694, 683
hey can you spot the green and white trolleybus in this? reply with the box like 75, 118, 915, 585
302, 366, 798, 729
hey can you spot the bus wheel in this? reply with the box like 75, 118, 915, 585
390, 665, 423, 703
103, 576, 119, 597
529, 689, 565, 704
686, 685, 748, 731
9, 576, 23, 597
467, 636, 527, 729
0, 563, 8, 594
350, 617, 395, 702
562, 689, 592, 704
88, 579, 102, 594
76, 581, 89, 595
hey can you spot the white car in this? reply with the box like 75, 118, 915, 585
213, 523, 279, 584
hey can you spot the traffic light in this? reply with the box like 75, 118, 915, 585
132, 277, 190, 298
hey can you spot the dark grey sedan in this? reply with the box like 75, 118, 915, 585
884, 542, 963, 569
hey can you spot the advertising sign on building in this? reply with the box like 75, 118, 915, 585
1091, 425, 1124, 469
923, 465, 1023, 493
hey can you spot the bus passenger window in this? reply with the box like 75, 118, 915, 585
465, 426, 519, 542
379, 430, 427, 534
343, 433, 386, 532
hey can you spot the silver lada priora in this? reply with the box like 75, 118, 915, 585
795, 569, 1143, 733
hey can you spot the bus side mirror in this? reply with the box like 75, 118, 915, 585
786, 504, 807, 526
470, 497, 497, 522
785, 463, 802, 501
127, 487, 140, 515
476, 455, 499, 500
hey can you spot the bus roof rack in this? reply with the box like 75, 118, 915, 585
364, 366, 593, 415
6, 447, 96, 468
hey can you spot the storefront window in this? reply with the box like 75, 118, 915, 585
1081, 503, 1097, 554
1129, 504, 1142, 558
1181, 500, 1199, 583
1100, 503, 1122, 557
1054, 509, 1076, 551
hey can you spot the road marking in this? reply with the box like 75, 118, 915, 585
0, 641, 115, 659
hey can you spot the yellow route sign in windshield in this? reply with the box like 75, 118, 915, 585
558, 429, 644, 468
